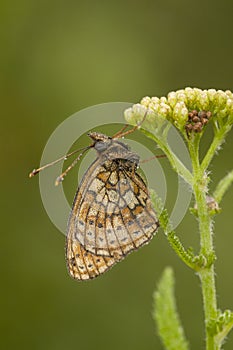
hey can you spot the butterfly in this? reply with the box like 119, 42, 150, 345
30, 118, 160, 281
66, 131, 159, 280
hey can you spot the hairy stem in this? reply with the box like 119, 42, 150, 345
201, 126, 228, 172
189, 137, 218, 350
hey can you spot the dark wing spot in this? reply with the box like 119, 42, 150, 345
133, 231, 140, 235
144, 224, 152, 229
71, 257, 76, 266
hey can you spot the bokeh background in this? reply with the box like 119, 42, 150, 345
1, 1, 233, 349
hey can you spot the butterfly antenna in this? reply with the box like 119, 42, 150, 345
112, 124, 129, 138
140, 154, 167, 164
113, 109, 149, 139
29, 145, 91, 178
55, 148, 90, 186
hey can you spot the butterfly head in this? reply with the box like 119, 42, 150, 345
88, 132, 112, 153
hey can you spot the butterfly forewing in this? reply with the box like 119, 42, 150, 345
66, 133, 159, 280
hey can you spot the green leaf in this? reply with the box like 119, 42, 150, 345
212, 310, 233, 348
213, 169, 233, 204
153, 267, 189, 350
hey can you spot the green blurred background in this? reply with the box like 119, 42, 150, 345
1, 0, 233, 349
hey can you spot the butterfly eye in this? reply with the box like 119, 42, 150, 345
94, 141, 109, 152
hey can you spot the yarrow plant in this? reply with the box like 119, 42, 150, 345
124, 88, 233, 350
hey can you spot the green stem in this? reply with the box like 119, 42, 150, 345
141, 129, 193, 185
189, 137, 218, 350
201, 127, 227, 172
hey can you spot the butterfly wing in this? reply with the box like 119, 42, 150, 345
66, 157, 159, 280
66, 158, 122, 280
66, 238, 119, 280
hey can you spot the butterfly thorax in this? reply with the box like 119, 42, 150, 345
88, 132, 140, 170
